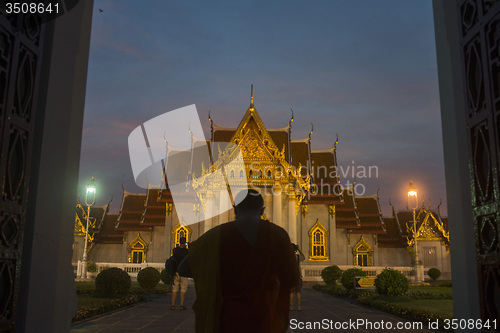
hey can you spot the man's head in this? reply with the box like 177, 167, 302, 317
233, 189, 264, 217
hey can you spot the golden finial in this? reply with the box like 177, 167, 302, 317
251, 84, 254, 105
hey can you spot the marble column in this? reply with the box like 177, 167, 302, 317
288, 198, 297, 243
372, 234, 378, 266
328, 205, 336, 263
165, 206, 172, 256
273, 185, 282, 229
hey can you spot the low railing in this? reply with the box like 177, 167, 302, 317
302, 265, 414, 281
74, 262, 416, 281
95, 263, 164, 275
74, 262, 165, 280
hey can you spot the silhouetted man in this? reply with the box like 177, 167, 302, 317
179, 189, 299, 333
171, 236, 188, 310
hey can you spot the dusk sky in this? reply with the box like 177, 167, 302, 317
78, 1, 446, 216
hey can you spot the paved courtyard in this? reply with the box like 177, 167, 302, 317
70, 286, 435, 333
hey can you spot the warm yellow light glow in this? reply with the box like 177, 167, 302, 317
86, 187, 95, 193
407, 181, 417, 197
407, 181, 418, 210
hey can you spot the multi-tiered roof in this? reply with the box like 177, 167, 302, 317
75, 88, 448, 250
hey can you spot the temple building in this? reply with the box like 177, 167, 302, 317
73, 90, 451, 279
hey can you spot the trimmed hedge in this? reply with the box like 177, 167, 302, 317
137, 267, 161, 291
321, 265, 342, 285
340, 268, 366, 290
374, 268, 408, 296
95, 268, 131, 296
427, 268, 441, 281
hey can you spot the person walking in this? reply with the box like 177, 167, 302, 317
171, 236, 188, 310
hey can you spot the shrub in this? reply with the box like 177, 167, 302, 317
375, 268, 408, 296
95, 267, 131, 296
340, 268, 366, 290
87, 261, 97, 273
137, 267, 161, 291
427, 268, 441, 281
321, 265, 342, 285
160, 269, 173, 285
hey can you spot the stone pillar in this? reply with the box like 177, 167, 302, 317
273, 185, 282, 229
372, 235, 378, 266
262, 189, 272, 221
433, 0, 481, 321
15, 1, 94, 331
346, 231, 351, 265
77, 260, 82, 279
149, 230, 154, 263
123, 235, 129, 263
415, 263, 425, 283
328, 205, 336, 263
165, 207, 172, 257
288, 198, 297, 243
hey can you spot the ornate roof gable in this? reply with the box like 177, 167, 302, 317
353, 235, 373, 253
231, 103, 284, 164
406, 207, 450, 249
416, 210, 450, 243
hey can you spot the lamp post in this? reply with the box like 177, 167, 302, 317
407, 181, 422, 283
82, 177, 96, 279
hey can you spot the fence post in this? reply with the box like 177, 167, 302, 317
77, 260, 82, 278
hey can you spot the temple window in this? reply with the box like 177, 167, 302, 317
240, 170, 244, 178
356, 254, 368, 266
308, 219, 329, 261
267, 170, 272, 178
352, 236, 373, 266
171, 222, 192, 254
230, 170, 235, 178
128, 233, 148, 263
132, 250, 143, 263
249, 170, 253, 178
258, 170, 262, 178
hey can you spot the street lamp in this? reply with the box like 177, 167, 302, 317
407, 181, 421, 283
82, 177, 96, 279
